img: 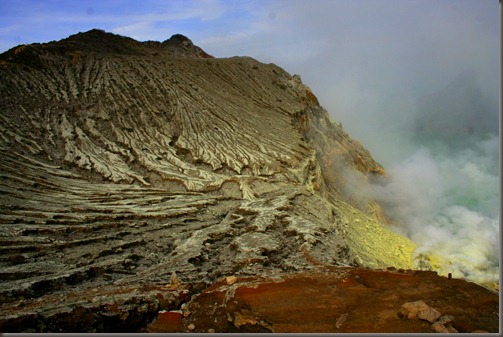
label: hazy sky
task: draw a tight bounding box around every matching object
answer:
[0,0,499,163]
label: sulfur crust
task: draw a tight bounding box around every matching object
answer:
[335,199,416,270]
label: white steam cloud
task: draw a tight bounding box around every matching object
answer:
[369,137,499,285]
[332,58,500,286]
[341,129,500,286]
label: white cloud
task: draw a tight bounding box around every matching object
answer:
[112,21,156,41]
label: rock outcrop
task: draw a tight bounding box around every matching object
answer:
[0,29,496,332]
[174,268,498,333]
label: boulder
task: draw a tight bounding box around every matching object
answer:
[400,300,441,323]
[438,315,455,325]
[400,300,430,319]
[418,306,441,323]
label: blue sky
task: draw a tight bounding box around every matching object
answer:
[0,0,499,162]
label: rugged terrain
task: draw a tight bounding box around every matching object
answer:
[0,29,498,332]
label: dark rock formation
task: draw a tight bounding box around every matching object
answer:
[0,29,497,332]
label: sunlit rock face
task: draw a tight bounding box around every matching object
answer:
[0,29,415,330]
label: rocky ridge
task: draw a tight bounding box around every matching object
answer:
[0,30,497,332]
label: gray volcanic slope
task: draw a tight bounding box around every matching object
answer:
[0,29,416,331]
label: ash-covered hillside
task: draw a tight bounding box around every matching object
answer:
[0,29,442,332]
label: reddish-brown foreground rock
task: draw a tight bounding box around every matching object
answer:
[0,266,498,333]
[172,267,498,333]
